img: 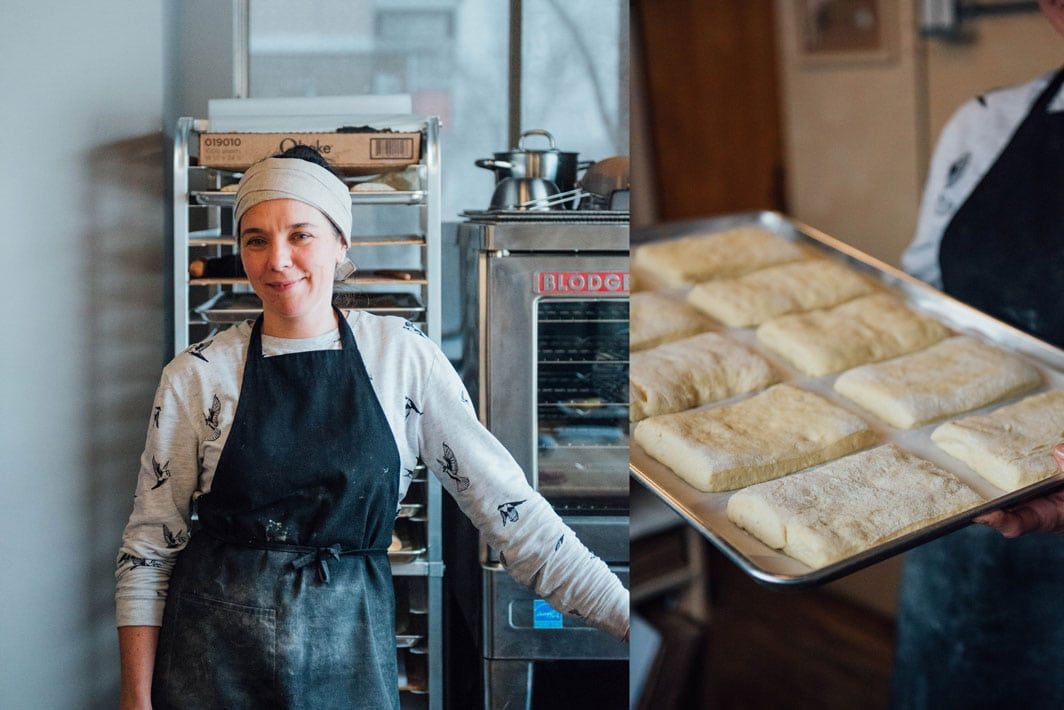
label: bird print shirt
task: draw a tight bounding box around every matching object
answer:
[115,311,629,640]
[902,69,1064,288]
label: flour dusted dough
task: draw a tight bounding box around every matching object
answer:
[631,227,806,288]
[633,384,875,492]
[630,292,716,352]
[931,390,1064,491]
[727,445,984,569]
[630,333,777,421]
[687,259,875,327]
[351,181,396,192]
[834,336,1042,428]
[756,294,950,376]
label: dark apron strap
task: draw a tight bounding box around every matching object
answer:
[199,527,387,584]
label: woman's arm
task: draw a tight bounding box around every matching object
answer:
[116,372,200,626]
[413,345,628,640]
[115,370,202,706]
[118,625,159,709]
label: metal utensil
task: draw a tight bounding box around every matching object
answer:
[518,187,588,210]
[489,176,560,211]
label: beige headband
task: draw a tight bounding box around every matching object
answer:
[234,157,352,245]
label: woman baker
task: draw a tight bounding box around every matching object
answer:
[892,2,1064,706]
[115,146,628,709]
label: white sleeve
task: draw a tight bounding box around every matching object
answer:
[416,347,629,641]
[114,372,201,627]
[901,104,975,289]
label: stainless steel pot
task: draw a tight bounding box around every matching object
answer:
[475,129,593,201]
[488,177,560,211]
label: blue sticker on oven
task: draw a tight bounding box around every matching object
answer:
[533,599,564,629]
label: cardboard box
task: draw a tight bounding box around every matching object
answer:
[197,131,421,172]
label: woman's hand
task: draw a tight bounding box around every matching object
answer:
[973,444,1064,537]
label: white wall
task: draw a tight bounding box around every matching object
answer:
[775,0,925,268]
[169,0,239,127]
[925,12,1063,142]
[0,3,166,707]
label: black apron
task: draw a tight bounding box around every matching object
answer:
[152,312,401,710]
[892,68,1064,709]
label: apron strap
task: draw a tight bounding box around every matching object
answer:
[201,528,387,584]
[291,545,343,584]
[247,306,354,363]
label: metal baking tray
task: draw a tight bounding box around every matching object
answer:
[186,233,425,247]
[193,190,426,207]
[397,503,424,519]
[388,545,427,564]
[339,269,427,285]
[388,521,426,564]
[461,208,629,223]
[195,292,426,323]
[629,211,1064,588]
[190,271,427,288]
[398,648,428,694]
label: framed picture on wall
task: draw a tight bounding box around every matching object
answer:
[798,0,898,65]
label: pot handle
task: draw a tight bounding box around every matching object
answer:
[475,159,512,171]
[577,160,595,171]
[517,129,557,150]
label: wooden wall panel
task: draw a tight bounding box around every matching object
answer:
[635,0,784,219]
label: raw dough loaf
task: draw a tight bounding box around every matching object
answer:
[631,292,716,351]
[727,444,984,569]
[687,259,874,327]
[351,181,396,192]
[631,227,806,288]
[633,384,875,491]
[756,294,950,376]
[630,332,777,421]
[834,336,1042,428]
[931,389,1064,491]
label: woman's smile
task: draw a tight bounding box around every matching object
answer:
[266,277,305,292]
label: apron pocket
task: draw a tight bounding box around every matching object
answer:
[162,592,277,707]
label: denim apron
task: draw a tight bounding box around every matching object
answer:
[892,68,1064,709]
[152,311,401,709]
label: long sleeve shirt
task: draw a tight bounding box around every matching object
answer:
[115,311,628,640]
[902,70,1064,286]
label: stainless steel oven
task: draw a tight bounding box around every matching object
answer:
[452,211,629,709]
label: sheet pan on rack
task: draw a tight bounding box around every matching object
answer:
[195,292,426,323]
[629,211,1064,588]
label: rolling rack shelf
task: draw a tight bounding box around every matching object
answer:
[172,116,444,708]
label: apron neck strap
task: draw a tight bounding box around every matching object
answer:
[248,306,355,362]
[1032,66,1064,116]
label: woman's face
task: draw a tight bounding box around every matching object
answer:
[239,199,346,332]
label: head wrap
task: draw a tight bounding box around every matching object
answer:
[234,157,352,245]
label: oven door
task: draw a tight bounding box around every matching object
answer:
[481,252,629,514]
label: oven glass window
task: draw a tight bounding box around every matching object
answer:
[536,298,628,512]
